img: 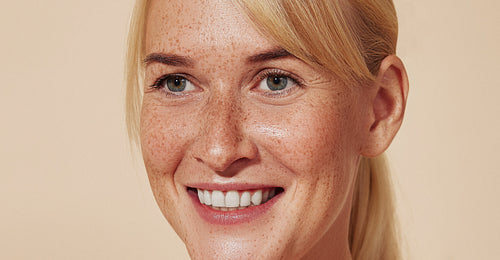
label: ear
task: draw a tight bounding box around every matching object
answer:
[360,55,409,157]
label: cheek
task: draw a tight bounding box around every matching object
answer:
[141,104,184,176]
[140,98,197,217]
[247,95,365,231]
[140,94,205,169]
[249,98,363,177]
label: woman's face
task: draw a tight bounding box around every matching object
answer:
[142,0,372,258]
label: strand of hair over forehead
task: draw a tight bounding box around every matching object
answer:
[231,0,374,85]
[127,0,398,143]
[231,0,398,86]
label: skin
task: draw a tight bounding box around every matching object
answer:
[140,0,408,259]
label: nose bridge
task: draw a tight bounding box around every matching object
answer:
[205,90,241,147]
[194,86,255,173]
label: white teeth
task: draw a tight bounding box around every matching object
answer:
[204,190,211,206]
[225,191,240,208]
[212,190,225,207]
[240,191,251,207]
[251,190,262,205]
[196,188,278,209]
[197,189,205,204]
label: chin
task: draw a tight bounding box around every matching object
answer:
[148,166,355,260]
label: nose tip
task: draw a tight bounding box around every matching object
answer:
[196,137,258,173]
[191,95,257,174]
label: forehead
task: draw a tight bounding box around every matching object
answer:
[146,0,275,56]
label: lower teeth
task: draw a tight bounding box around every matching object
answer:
[209,205,250,211]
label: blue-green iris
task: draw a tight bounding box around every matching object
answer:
[266,76,288,91]
[166,76,187,92]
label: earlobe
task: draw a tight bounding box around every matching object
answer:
[361,55,409,157]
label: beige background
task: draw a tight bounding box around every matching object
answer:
[1,0,498,259]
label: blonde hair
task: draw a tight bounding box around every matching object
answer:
[125,0,147,146]
[125,0,401,259]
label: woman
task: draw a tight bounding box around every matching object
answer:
[126,0,409,259]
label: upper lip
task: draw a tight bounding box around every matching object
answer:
[186,183,282,191]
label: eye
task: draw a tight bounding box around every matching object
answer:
[255,70,302,96]
[263,75,289,91]
[151,75,196,94]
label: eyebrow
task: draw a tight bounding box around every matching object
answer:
[246,48,292,63]
[144,53,195,67]
[144,47,292,67]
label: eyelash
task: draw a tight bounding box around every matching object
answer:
[256,69,303,97]
[150,74,168,88]
[148,69,304,97]
[149,73,192,96]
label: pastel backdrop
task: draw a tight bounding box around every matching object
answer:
[1,0,498,259]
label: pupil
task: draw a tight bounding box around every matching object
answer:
[167,76,186,92]
[273,77,281,85]
[267,75,287,91]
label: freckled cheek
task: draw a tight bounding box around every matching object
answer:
[140,102,196,177]
[140,101,198,226]
[249,109,353,173]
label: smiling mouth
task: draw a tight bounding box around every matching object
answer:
[187,187,284,211]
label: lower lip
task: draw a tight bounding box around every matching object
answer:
[188,190,281,225]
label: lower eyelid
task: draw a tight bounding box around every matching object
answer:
[254,80,298,99]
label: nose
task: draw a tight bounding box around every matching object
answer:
[191,92,258,174]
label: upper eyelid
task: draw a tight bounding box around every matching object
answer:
[149,68,304,89]
[256,68,304,86]
[150,73,198,88]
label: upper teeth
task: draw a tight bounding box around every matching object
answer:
[197,188,276,209]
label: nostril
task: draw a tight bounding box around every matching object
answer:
[191,124,258,173]
[194,141,258,173]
